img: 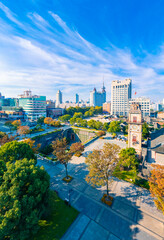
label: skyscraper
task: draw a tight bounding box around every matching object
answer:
[111,78,132,116]
[90,83,106,107]
[56,90,62,107]
[75,93,79,103]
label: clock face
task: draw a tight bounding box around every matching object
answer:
[130,125,140,131]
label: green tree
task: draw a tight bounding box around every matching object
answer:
[142,122,149,139]
[5,121,13,132]
[87,119,96,129]
[81,119,87,127]
[0,158,50,240]
[52,138,72,179]
[70,117,76,125]
[103,122,109,131]
[94,106,102,114]
[59,114,71,122]
[0,141,36,163]
[118,148,138,170]
[37,116,45,125]
[73,112,83,118]
[94,121,103,130]
[108,121,121,133]
[85,143,120,197]
[0,160,6,185]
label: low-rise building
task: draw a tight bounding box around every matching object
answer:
[157,111,164,119]
[103,102,111,113]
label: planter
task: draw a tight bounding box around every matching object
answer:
[101,194,113,206]
[62,175,73,183]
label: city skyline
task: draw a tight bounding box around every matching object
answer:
[0,0,164,101]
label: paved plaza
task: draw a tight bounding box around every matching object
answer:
[37,136,164,240]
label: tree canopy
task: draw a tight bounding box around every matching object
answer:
[108,121,121,133]
[85,143,120,196]
[149,164,164,213]
[0,158,50,240]
[52,138,72,178]
[142,122,149,139]
[0,141,36,163]
[118,148,138,170]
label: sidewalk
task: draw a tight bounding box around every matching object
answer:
[37,157,164,240]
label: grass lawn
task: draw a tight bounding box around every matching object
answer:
[113,167,149,190]
[33,191,79,240]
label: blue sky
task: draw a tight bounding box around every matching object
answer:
[0,0,164,102]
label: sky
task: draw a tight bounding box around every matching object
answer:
[0,0,164,102]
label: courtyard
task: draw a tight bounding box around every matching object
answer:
[37,136,164,240]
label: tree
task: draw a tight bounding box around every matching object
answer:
[0,160,6,185]
[149,164,164,213]
[23,138,41,154]
[0,158,50,240]
[94,121,103,130]
[94,106,102,114]
[70,117,76,125]
[0,141,36,163]
[97,130,106,137]
[81,119,87,127]
[70,142,84,156]
[59,114,71,122]
[0,133,15,146]
[87,119,96,129]
[103,122,109,131]
[12,119,21,129]
[44,117,53,125]
[122,125,128,134]
[118,148,138,170]
[18,125,30,137]
[85,143,120,197]
[37,116,45,125]
[108,121,121,133]
[142,122,149,139]
[73,112,83,118]
[4,121,13,132]
[50,120,61,127]
[52,138,72,179]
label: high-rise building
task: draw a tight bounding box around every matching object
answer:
[18,90,46,121]
[90,83,106,107]
[128,98,150,117]
[111,78,132,116]
[75,94,79,103]
[56,90,62,107]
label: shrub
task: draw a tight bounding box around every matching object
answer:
[97,131,106,137]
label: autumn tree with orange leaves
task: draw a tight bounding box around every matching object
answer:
[149,164,164,213]
[18,126,30,137]
[23,138,41,154]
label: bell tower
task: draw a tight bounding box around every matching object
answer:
[128,103,142,158]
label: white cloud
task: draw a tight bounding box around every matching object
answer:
[0,4,163,102]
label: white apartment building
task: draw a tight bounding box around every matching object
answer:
[128,97,150,117]
[111,79,132,116]
[56,90,62,107]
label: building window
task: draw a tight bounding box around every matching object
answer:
[132,135,137,142]
[133,116,137,123]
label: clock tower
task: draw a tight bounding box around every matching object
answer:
[128,103,142,158]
